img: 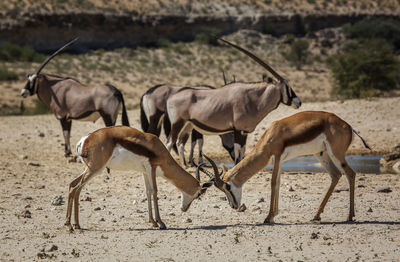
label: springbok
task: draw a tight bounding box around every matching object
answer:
[166,38,301,165]
[21,38,130,156]
[140,84,235,167]
[210,111,371,223]
[65,125,218,231]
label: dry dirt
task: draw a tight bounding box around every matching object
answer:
[0,96,399,261]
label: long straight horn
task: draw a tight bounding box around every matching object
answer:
[36,37,79,75]
[218,38,284,82]
[221,69,227,85]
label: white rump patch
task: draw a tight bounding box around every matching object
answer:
[106,145,149,173]
[76,135,88,156]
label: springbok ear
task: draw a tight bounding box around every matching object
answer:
[221,164,229,172]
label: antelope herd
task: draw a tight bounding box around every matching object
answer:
[20,37,370,231]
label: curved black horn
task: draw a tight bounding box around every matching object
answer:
[195,162,210,180]
[201,153,224,186]
[218,38,284,81]
[36,37,79,75]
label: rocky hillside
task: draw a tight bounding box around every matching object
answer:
[1,0,400,51]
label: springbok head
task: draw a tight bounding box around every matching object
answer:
[21,37,79,98]
[197,154,240,210]
[218,38,302,109]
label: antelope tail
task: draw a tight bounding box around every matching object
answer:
[140,95,149,132]
[107,84,130,126]
[352,129,371,150]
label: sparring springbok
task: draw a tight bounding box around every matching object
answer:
[140,84,235,167]
[21,38,130,156]
[65,125,218,231]
[166,38,301,165]
[211,111,371,223]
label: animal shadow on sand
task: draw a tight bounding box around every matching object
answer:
[73,220,399,233]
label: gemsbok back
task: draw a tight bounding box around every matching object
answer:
[65,126,218,231]
[21,38,130,156]
[211,111,371,223]
[140,84,235,167]
[165,38,301,165]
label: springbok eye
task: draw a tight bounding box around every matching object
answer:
[224,184,231,191]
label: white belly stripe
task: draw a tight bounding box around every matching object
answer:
[281,133,327,162]
[106,145,149,173]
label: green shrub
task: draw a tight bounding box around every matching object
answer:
[328,39,400,98]
[0,66,18,80]
[282,39,311,69]
[343,18,400,50]
[156,38,172,48]
[31,99,50,115]
[0,42,45,62]
[195,27,221,46]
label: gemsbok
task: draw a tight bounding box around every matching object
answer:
[21,38,130,156]
[140,84,235,167]
[210,111,371,223]
[65,126,218,231]
[165,38,301,165]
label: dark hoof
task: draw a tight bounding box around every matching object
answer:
[312,216,321,222]
[263,216,274,224]
[159,222,167,230]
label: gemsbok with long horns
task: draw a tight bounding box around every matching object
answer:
[66,126,218,231]
[21,38,130,156]
[165,38,301,165]
[210,111,371,223]
[140,84,235,167]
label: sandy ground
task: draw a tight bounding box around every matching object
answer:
[0,97,399,261]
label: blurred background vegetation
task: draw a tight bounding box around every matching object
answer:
[1,14,399,115]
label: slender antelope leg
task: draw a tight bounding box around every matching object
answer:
[148,111,163,136]
[326,147,356,221]
[189,130,202,166]
[177,124,193,168]
[197,135,204,165]
[342,161,356,221]
[313,152,341,221]
[143,173,158,227]
[73,187,84,229]
[65,168,87,231]
[188,136,196,167]
[60,118,72,156]
[233,131,247,164]
[100,111,113,127]
[264,155,281,223]
[166,120,184,152]
[72,168,97,229]
[150,167,166,229]
[177,132,190,168]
